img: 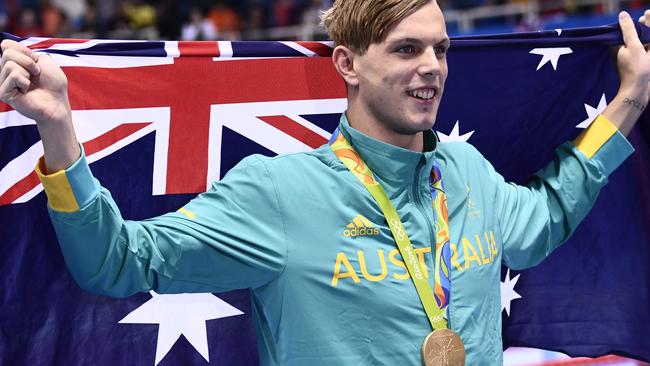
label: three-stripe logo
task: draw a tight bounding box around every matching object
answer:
[343,215,380,237]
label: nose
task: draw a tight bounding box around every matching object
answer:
[417,47,442,78]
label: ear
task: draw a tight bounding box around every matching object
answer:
[332,45,359,87]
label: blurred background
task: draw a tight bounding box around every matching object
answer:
[1,0,649,365]
[0,0,648,41]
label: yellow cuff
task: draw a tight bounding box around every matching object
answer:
[573,115,618,159]
[35,157,80,212]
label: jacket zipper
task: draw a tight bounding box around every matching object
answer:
[410,159,436,277]
[411,158,451,327]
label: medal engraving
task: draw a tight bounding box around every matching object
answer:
[422,329,466,366]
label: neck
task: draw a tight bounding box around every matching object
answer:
[346,106,424,152]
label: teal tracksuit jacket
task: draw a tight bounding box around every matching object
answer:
[37,113,634,365]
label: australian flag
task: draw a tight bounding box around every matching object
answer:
[1,18,649,366]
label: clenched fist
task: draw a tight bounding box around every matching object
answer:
[0,39,79,172]
[0,39,70,124]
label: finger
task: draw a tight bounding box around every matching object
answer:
[642,10,650,25]
[11,73,30,94]
[0,65,31,97]
[0,60,31,85]
[0,69,30,101]
[644,10,650,49]
[0,62,30,97]
[1,48,40,76]
[619,11,644,49]
[0,39,39,63]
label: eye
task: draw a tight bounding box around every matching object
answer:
[397,45,417,54]
[434,45,448,56]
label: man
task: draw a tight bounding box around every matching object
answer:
[1,1,648,365]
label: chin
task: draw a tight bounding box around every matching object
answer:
[409,116,437,132]
[408,109,439,130]
[392,119,436,135]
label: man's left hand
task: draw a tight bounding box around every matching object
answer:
[617,11,650,102]
[601,11,650,136]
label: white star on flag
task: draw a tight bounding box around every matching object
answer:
[576,93,608,128]
[437,121,474,142]
[119,291,244,365]
[529,47,573,70]
[501,269,522,317]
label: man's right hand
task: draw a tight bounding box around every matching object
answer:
[0,39,80,173]
[0,39,70,123]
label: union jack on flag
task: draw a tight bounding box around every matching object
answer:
[1,21,650,365]
[0,36,343,206]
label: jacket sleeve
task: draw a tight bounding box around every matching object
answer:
[36,151,288,297]
[482,115,635,270]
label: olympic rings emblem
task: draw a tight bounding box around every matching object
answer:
[390,218,405,241]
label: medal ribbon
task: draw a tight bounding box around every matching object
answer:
[329,129,451,331]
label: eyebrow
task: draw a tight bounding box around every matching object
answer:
[387,37,450,48]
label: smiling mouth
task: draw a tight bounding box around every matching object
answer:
[407,88,436,100]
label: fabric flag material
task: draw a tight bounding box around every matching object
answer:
[1,21,650,365]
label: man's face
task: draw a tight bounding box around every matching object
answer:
[353,1,449,135]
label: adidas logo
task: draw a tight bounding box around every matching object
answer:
[344,215,380,237]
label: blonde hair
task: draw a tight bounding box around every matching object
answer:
[320,0,433,54]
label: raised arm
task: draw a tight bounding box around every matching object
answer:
[602,11,650,136]
[484,11,650,269]
[0,39,80,172]
[0,39,288,297]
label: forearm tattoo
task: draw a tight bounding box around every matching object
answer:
[623,97,646,112]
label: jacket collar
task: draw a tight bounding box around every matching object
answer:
[338,113,438,185]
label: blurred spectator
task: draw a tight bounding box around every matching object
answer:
[121,0,158,39]
[73,3,97,38]
[94,0,118,38]
[52,0,86,29]
[301,0,330,40]
[122,0,155,28]
[13,8,42,37]
[13,0,40,13]
[2,0,646,41]
[241,1,268,40]
[628,0,647,9]
[181,7,217,40]
[156,0,183,40]
[273,0,300,27]
[539,0,569,17]
[0,1,7,33]
[41,1,65,37]
[516,12,542,32]
[208,1,240,40]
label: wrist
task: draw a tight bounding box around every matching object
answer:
[612,89,647,115]
[601,93,645,136]
[35,103,81,173]
[37,97,72,126]
[616,83,648,104]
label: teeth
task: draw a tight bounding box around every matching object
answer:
[409,89,435,100]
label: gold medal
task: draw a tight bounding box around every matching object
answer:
[421,329,466,366]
